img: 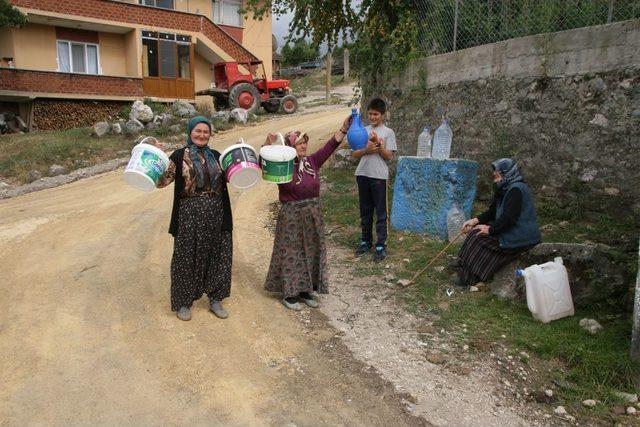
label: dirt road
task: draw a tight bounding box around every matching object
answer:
[0,109,425,426]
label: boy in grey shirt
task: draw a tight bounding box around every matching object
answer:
[352,98,397,262]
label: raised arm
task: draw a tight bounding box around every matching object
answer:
[310,115,353,168]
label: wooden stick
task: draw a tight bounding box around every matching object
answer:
[406,231,464,286]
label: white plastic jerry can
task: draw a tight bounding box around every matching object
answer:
[516,257,575,323]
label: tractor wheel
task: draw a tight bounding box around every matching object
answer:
[262,101,280,114]
[229,83,260,113]
[280,95,298,114]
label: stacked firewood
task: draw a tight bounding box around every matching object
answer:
[33,100,127,131]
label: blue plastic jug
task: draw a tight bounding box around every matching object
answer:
[346,108,368,151]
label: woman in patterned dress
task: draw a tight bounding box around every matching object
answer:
[264,115,352,310]
[157,116,233,321]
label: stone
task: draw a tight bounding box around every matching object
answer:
[545,389,554,397]
[391,157,478,239]
[48,165,66,176]
[618,79,633,90]
[211,111,231,122]
[92,121,110,137]
[169,124,183,134]
[384,273,396,282]
[628,406,637,415]
[495,100,508,111]
[145,122,158,130]
[26,170,42,183]
[159,113,175,127]
[614,391,638,403]
[129,100,154,123]
[171,100,196,117]
[230,108,248,124]
[491,242,628,308]
[425,353,446,364]
[582,399,597,407]
[590,77,606,92]
[469,285,479,292]
[579,168,597,183]
[589,113,609,127]
[604,187,620,196]
[553,406,567,416]
[124,119,144,135]
[579,318,603,334]
[110,123,122,135]
[397,279,412,287]
[0,181,9,188]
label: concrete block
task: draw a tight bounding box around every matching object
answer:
[391,157,478,239]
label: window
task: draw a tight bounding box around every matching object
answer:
[56,41,100,74]
[142,31,191,79]
[139,0,174,9]
[213,0,242,27]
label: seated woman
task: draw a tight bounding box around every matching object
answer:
[454,158,541,287]
[264,115,352,310]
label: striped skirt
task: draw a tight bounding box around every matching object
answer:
[457,229,529,286]
[264,198,328,298]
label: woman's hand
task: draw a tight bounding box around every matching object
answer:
[263,133,278,146]
[474,224,491,235]
[339,115,353,134]
[462,218,479,233]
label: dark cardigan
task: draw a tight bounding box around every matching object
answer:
[168,147,233,237]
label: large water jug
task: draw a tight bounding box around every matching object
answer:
[416,126,432,157]
[432,118,453,160]
[346,108,368,151]
[516,257,574,323]
[446,204,465,241]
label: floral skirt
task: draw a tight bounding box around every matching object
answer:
[264,198,327,298]
[170,194,232,311]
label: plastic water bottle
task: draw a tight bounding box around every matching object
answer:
[416,126,432,157]
[432,118,453,160]
[446,204,465,242]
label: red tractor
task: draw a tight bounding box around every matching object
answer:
[196,61,298,114]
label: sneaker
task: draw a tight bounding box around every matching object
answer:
[209,300,229,319]
[299,292,319,308]
[176,306,192,321]
[282,297,302,311]
[355,241,372,257]
[373,245,387,263]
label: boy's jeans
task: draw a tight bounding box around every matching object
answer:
[356,176,387,247]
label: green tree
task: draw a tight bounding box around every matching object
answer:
[281,39,319,66]
[0,0,28,28]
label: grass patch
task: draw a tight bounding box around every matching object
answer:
[290,71,350,93]
[320,165,639,421]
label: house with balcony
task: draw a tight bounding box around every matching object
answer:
[0,0,272,130]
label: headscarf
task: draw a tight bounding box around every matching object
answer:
[491,158,524,191]
[285,130,315,185]
[187,116,221,189]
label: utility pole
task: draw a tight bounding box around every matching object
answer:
[326,48,332,104]
[343,48,350,81]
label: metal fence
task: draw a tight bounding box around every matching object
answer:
[412,0,640,55]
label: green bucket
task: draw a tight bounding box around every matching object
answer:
[259,137,297,184]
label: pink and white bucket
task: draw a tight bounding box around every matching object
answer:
[219,139,261,189]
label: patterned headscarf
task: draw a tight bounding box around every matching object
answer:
[492,158,524,191]
[285,130,315,185]
[187,116,222,189]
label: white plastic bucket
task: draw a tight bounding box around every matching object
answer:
[123,137,170,192]
[259,133,297,184]
[220,139,261,189]
[519,257,575,323]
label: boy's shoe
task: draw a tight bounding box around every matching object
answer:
[176,306,192,321]
[282,297,302,311]
[373,245,387,263]
[209,300,229,319]
[299,292,319,308]
[355,241,372,257]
